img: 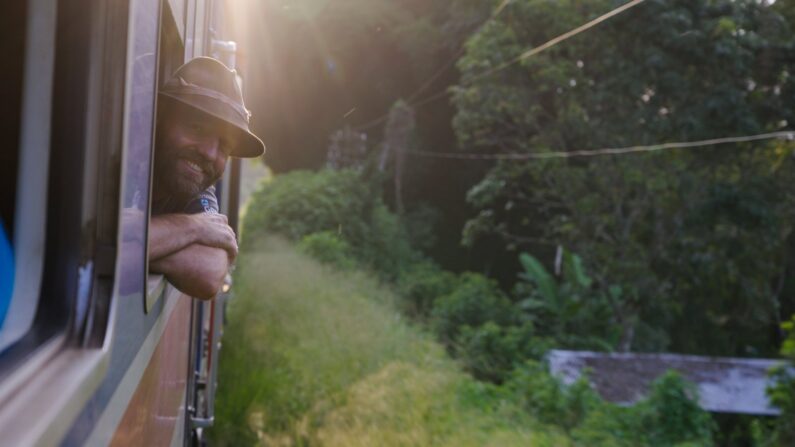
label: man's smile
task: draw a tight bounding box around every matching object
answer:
[183,159,204,175]
[179,157,207,184]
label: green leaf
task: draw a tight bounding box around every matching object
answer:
[564,251,593,289]
[519,253,557,301]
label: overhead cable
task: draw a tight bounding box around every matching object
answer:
[408,131,795,160]
[353,0,513,131]
[405,0,513,104]
[405,0,649,110]
[465,0,647,85]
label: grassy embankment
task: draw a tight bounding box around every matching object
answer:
[209,237,571,446]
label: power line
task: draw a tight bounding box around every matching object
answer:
[352,0,513,132]
[465,0,647,85]
[408,131,795,160]
[359,0,650,128]
[405,0,513,105]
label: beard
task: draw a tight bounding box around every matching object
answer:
[153,144,220,204]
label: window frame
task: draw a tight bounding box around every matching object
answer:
[0,0,167,444]
[0,0,57,354]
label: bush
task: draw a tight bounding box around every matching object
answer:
[638,371,715,446]
[357,203,419,279]
[402,204,442,252]
[396,260,458,320]
[507,363,714,446]
[455,322,550,384]
[573,371,714,447]
[507,360,601,432]
[242,169,420,279]
[242,169,371,244]
[514,251,619,351]
[297,231,356,270]
[763,314,795,446]
[430,272,515,346]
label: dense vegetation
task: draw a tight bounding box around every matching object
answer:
[229,0,795,444]
[210,238,569,446]
[211,233,717,446]
[454,0,795,356]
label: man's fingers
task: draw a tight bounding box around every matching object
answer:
[196,222,238,252]
[206,213,227,225]
[193,212,228,226]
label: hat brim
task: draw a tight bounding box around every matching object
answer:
[159,92,266,158]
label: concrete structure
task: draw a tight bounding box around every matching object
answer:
[547,350,790,415]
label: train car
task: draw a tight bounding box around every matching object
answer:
[0,0,246,444]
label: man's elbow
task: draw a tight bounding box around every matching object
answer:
[153,245,230,300]
[191,275,224,300]
[185,261,228,300]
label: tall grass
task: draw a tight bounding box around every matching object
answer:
[209,237,570,446]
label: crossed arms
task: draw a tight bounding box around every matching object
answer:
[149,213,238,300]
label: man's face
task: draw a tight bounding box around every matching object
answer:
[154,103,238,202]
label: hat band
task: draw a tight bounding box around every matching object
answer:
[162,77,252,124]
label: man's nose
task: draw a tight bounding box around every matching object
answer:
[196,136,221,160]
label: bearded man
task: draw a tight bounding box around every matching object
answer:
[148,57,264,300]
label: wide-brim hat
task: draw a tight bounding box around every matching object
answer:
[159,57,265,158]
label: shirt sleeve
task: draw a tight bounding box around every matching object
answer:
[183,186,219,214]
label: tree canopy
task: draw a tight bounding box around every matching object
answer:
[454,0,795,354]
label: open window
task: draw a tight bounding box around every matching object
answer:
[144,0,187,312]
[0,0,61,356]
[0,1,26,345]
[0,0,128,377]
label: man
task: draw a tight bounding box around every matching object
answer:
[149,57,265,300]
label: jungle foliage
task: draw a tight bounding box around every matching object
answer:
[239,169,719,445]
[455,0,795,356]
[214,232,717,446]
[233,0,795,444]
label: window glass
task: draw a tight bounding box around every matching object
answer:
[0,1,26,331]
[0,0,57,353]
[116,0,160,299]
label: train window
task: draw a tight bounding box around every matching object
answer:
[160,0,186,85]
[0,2,26,337]
[0,0,60,354]
[116,0,162,313]
[0,0,125,357]
[145,0,185,311]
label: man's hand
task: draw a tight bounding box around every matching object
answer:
[190,213,238,261]
[149,212,237,300]
[149,213,238,262]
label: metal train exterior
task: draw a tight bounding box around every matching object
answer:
[0,0,245,444]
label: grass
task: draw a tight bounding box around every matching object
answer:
[209,237,570,446]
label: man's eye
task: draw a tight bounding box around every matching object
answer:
[220,139,233,154]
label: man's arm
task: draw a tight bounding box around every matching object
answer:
[149,207,238,299]
[150,244,231,300]
[149,213,237,262]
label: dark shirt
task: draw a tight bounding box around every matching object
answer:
[151,186,219,215]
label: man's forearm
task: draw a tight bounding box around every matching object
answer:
[150,243,230,300]
[149,214,198,261]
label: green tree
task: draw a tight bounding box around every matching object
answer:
[455,0,795,354]
[514,250,619,350]
[243,169,420,278]
[430,272,515,346]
